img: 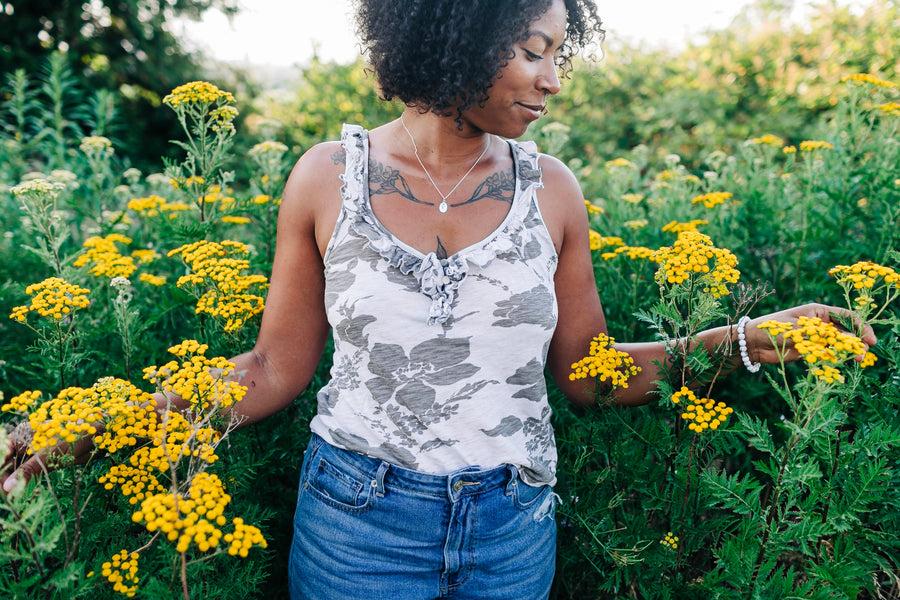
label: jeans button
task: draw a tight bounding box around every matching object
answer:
[453,480,463,493]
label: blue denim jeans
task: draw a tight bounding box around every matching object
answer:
[288,434,557,600]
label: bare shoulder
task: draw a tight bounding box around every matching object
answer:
[535,152,587,251]
[281,140,346,254]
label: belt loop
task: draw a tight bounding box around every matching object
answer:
[505,464,519,495]
[374,461,389,497]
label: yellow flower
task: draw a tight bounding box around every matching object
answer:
[621,193,644,204]
[601,245,655,261]
[841,73,897,88]
[221,215,251,225]
[163,81,235,107]
[1,390,41,413]
[624,219,648,230]
[748,134,784,147]
[74,234,137,279]
[605,157,635,169]
[143,340,247,411]
[138,273,167,286]
[101,549,140,597]
[662,219,708,234]
[691,191,733,209]
[677,391,733,433]
[652,231,740,298]
[758,316,873,379]
[569,333,641,389]
[80,135,114,156]
[584,200,604,215]
[799,140,834,152]
[10,277,91,322]
[661,532,679,550]
[874,101,900,116]
[168,241,268,332]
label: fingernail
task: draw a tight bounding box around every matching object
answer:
[3,476,16,493]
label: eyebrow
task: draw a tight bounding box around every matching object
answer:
[523,30,563,51]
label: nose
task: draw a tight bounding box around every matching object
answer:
[538,61,561,96]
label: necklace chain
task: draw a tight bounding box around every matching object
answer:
[400,115,490,213]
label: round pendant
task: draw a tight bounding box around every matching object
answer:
[438,201,449,213]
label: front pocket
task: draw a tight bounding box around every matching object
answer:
[304,457,374,513]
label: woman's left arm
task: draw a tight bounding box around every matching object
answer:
[541,156,877,409]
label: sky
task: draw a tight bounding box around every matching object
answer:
[176,0,767,67]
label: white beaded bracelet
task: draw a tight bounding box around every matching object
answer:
[737,316,761,373]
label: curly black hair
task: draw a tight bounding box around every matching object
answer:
[352,0,604,119]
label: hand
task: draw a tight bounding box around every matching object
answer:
[1,421,95,494]
[745,302,877,365]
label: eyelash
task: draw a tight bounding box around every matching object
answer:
[523,49,542,61]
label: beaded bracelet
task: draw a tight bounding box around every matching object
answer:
[737,316,761,373]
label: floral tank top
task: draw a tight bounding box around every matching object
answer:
[309,124,560,485]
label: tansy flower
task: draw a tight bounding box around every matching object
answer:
[569,333,641,389]
[139,273,167,286]
[624,219,648,230]
[605,157,635,169]
[748,134,784,146]
[841,73,897,88]
[675,388,733,433]
[585,200,604,215]
[80,135,114,156]
[652,231,740,298]
[163,81,235,107]
[74,234,136,279]
[101,549,140,597]
[691,191,733,209]
[757,316,876,381]
[799,140,834,152]
[874,102,900,116]
[249,140,289,157]
[601,245,655,261]
[621,193,644,204]
[221,215,251,225]
[9,277,90,322]
[662,219,708,234]
[661,532,679,550]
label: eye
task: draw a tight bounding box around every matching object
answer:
[522,48,543,61]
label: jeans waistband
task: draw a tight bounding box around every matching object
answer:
[307,433,521,501]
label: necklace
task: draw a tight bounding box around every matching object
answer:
[400,115,490,213]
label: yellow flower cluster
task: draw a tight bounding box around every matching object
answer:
[221,215,251,225]
[101,550,140,597]
[143,340,247,412]
[660,531,679,550]
[605,157,635,169]
[652,231,740,298]
[127,195,189,217]
[662,219,708,234]
[841,73,897,88]
[200,185,236,207]
[875,101,900,116]
[589,233,623,251]
[585,200,604,215]
[130,249,158,264]
[225,517,268,557]
[748,134,785,146]
[691,191,733,208]
[74,234,137,279]
[600,245,655,261]
[163,81,235,108]
[624,219,648,230]
[132,472,231,553]
[168,241,268,332]
[26,377,158,454]
[139,273,167,286]
[569,334,641,389]
[9,277,90,322]
[757,316,877,380]
[829,261,900,290]
[799,140,834,152]
[672,387,733,433]
[621,193,644,204]
[1,390,41,413]
[99,463,166,504]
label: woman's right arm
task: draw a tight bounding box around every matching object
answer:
[3,144,339,491]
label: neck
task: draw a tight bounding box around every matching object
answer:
[398,109,490,174]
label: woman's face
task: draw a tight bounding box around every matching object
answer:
[464,0,567,139]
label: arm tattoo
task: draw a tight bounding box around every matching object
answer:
[330,149,346,166]
[368,159,433,206]
[451,171,515,208]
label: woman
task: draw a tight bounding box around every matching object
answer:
[2,0,875,598]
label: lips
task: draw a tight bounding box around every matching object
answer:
[517,102,545,118]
